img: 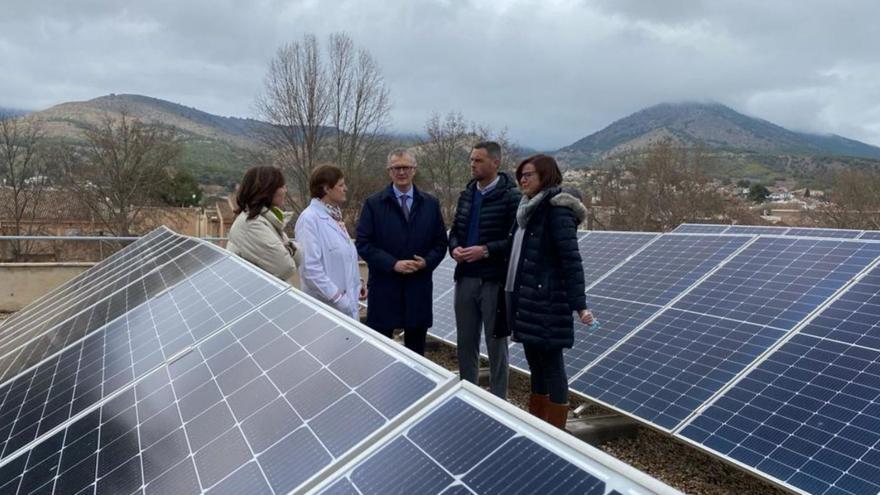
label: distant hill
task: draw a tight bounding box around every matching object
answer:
[0,107,32,118]
[29,94,272,183]
[556,102,880,184]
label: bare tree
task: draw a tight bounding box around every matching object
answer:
[590,140,760,231]
[256,32,391,219]
[416,112,526,224]
[60,112,182,236]
[0,114,47,259]
[810,169,880,229]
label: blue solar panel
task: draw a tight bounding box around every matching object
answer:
[0,290,447,494]
[572,309,786,430]
[529,295,660,379]
[786,227,863,239]
[860,231,880,240]
[579,232,658,284]
[673,237,880,330]
[672,224,730,234]
[587,234,750,306]
[681,333,880,495]
[800,267,880,350]
[0,256,284,463]
[318,393,639,495]
[724,225,788,235]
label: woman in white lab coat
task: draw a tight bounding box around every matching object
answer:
[295,165,366,319]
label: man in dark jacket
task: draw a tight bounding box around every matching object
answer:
[449,141,521,398]
[356,148,448,355]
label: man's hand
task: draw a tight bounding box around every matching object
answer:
[451,246,466,263]
[394,260,419,274]
[577,309,595,325]
[412,255,427,271]
[458,246,487,263]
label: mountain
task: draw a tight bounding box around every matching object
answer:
[30,94,271,183]
[0,107,32,118]
[556,102,880,182]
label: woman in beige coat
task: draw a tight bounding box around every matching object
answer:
[227,166,299,280]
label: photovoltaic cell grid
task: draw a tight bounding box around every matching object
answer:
[0,242,226,385]
[859,231,880,240]
[0,254,285,464]
[681,265,880,495]
[671,224,729,234]
[573,237,880,431]
[0,236,198,361]
[0,232,187,342]
[673,237,880,330]
[0,228,172,333]
[316,391,656,495]
[0,291,446,495]
[579,232,658,285]
[587,234,751,306]
[681,334,880,495]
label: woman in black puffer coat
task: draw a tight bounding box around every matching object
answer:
[504,154,595,429]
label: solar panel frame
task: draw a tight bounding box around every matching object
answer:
[858,231,880,240]
[306,381,681,495]
[671,224,730,234]
[785,227,864,239]
[724,225,790,235]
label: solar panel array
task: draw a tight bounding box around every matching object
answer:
[431,225,880,494]
[0,227,678,495]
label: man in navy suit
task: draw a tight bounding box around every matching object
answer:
[356,148,448,355]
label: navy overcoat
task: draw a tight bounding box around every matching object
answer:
[356,184,448,330]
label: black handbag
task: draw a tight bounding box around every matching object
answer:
[493,286,511,338]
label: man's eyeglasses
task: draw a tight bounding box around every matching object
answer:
[388,166,415,173]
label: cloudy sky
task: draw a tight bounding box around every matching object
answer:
[1,0,878,149]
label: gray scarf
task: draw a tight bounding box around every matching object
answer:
[516,190,549,228]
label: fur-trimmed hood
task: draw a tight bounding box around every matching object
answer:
[550,189,588,224]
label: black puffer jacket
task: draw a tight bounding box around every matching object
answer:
[508,187,588,349]
[448,172,521,281]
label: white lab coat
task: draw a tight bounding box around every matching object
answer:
[295,198,361,319]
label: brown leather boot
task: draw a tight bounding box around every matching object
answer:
[528,393,549,419]
[545,401,569,430]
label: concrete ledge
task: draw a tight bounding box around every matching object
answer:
[0,263,95,312]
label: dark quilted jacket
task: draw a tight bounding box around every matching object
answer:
[448,172,521,281]
[508,187,588,349]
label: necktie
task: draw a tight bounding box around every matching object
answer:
[400,194,410,221]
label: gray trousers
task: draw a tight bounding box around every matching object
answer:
[454,277,509,399]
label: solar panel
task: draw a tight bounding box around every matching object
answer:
[785,227,863,239]
[431,255,456,303]
[311,383,680,495]
[680,333,880,495]
[0,255,286,463]
[673,237,880,330]
[859,231,880,240]
[579,232,658,284]
[0,290,451,494]
[0,227,173,332]
[587,234,751,306]
[0,243,228,384]
[671,224,729,234]
[0,232,188,339]
[724,225,789,235]
[571,309,787,430]
[799,266,880,349]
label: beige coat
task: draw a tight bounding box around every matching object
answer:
[227,208,299,281]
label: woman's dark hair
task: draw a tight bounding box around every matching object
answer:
[515,154,563,191]
[234,166,285,219]
[309,165,344,199]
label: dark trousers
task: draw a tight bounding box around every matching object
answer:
[523,344,568,403]
[374,327,429,356]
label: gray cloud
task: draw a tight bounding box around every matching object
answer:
[1,0,878,149]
